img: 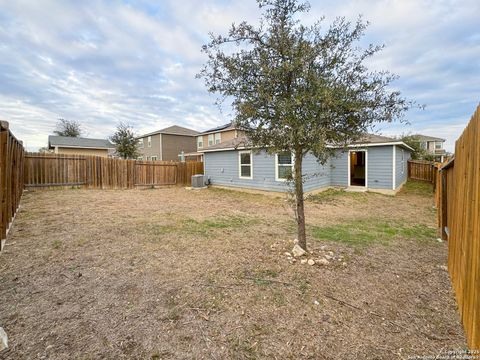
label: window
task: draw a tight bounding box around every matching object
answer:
[208,134,214,146]
[197,136,203,148]
[420,142,427,150]
[139,139,144,149]
[146,156,150,160]
[239,151,252,179]
[214,133,221,144]
[275,152,293,181]
[147,136,152,148]
[435,142,442,149]
[137,156,143,161]
[401,149,405,174]
[151,156,157,161]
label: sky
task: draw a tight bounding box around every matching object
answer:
[0,0,479,152]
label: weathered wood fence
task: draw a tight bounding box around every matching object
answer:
[436,105,480,350]
[407,160,437,182]
[0,121,25,251]
[24,153,203,189]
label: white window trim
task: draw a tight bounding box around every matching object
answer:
[275,152,294,182]
[197,136,203,149]
[147,136,152,148]
[348,149,368,188]
[151,155,158,161]
[238,150,253,180]
[214,132,221,144]
[208,134,214,146]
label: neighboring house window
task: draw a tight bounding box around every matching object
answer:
[420,142,427,150]
[147,136,152,148]
[435,142,442,149]
[197,136,203,148]
[214,133,221,144]
[401,149,405,174]
[208,134,214,146]
[139,139,144,149]
[151,156,157,161]
[275,152,293,181]
[239,150,253,179]
[146,156,150,160]
[137,156,143,160]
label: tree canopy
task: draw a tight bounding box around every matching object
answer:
[199,0,413,250]
[110,123,140,159]
[53,118,82,137]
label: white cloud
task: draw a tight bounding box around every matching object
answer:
[0,0,478,152]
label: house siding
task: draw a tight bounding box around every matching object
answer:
[330,150,349,187]
[161,134,197,161]
[204,150,330,192]
[367,146,393,189]
[395,145,411,189]
[204,144,409,193]
[138,134,161,159]
[198,129,242,151]
[56,147,110,157]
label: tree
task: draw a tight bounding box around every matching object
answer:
[53,118,82,137]
[400,134,435,161]
[38,147,51,153]
[199,0,412,250]
[110,123,140,159]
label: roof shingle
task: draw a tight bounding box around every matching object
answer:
[48,136,114,149]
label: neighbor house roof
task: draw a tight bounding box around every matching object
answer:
[199,133,414,153]
[139,125,199,138]
[411,134,445,142]
[48,136,114,149]
[200,122,235,135]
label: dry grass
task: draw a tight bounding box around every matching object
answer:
[0,181,465,359]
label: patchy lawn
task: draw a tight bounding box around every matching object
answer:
[0,182,465,359]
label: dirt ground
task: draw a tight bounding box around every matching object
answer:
[0,182,466,359]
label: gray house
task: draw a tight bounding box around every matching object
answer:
[200,134,413,195]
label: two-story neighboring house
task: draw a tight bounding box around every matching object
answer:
[137,125,199,161]
[196,122,244,151]
[412,134,447,161]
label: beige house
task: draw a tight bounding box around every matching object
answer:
[48,136,115,157]
[196,122,244,152]
[412,134,447,161]
[137,125,199,161]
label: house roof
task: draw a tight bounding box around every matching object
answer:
[199,133,414,153]
[48,136,114,149]
[139,125,199,138]
[200,122,235,134]
[411,134,446,142]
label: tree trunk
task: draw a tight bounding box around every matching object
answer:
[294,149,307,250]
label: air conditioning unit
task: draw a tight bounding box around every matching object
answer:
[191,174,206,189]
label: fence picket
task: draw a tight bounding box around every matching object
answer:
[23,154,203,189]
[437,105,480,349]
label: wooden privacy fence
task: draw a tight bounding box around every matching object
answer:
[0,121,25,252]
[24,153,203,189]
[437,105,480,350]
[407,160,437,182]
